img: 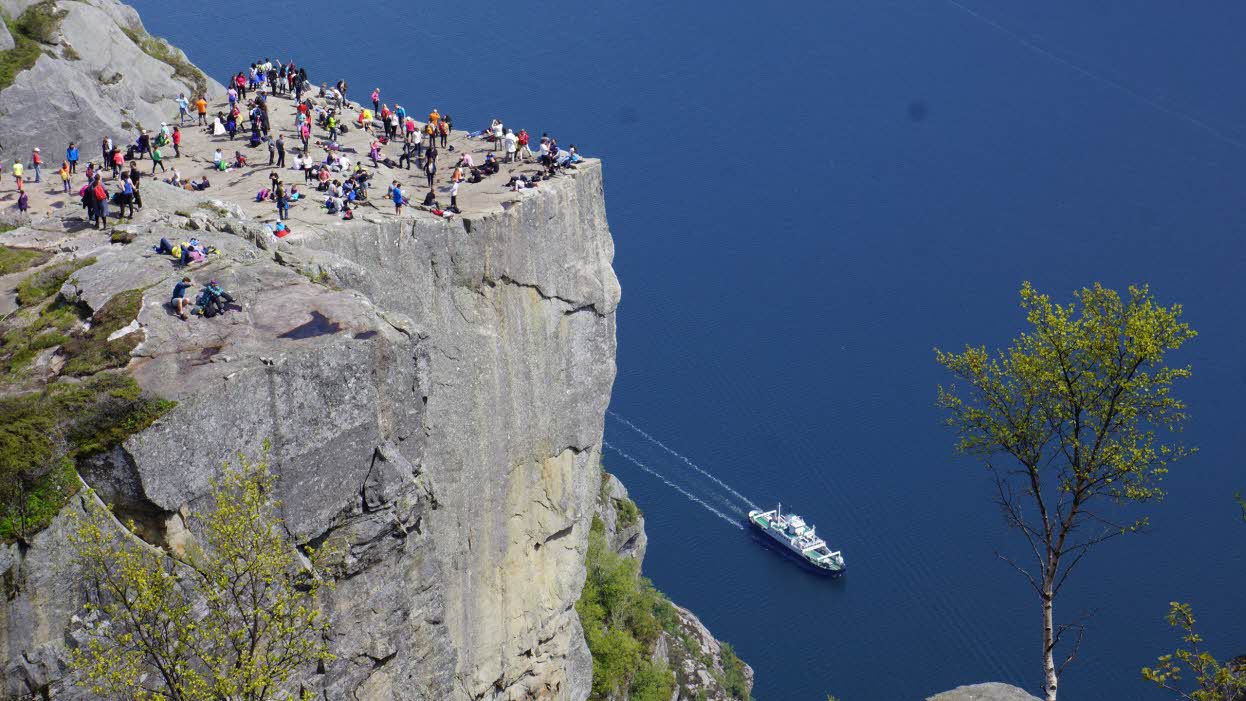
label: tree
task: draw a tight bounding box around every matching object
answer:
[935,282,1196,701]
[1142,499,1246,701]
[69,452,334,700]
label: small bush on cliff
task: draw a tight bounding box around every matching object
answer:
[577,516,676,701]
[0,374,172,542]
[69,453,334,699]
[13,1,67,45]
[616,495,641,529]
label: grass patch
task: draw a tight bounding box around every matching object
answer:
[0,373,174,542]
[0,245,51,276]
[0,21,42,91]
[121,26,207,98]
[1,296,88,373]
[15,256,95,307]
[577,516,677,701]
[0,224,17,234]
[61,289,144,376]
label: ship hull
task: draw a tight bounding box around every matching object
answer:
[748,517,846,577]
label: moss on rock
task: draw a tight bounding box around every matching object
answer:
[0,373,174,542]
[15,256,95,307]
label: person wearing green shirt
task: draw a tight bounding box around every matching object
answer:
[151,146,166,174]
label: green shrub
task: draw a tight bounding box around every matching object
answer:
[0,374,173,541]
[719,642,751,700]
[577,516,676,700]
[15,256,95,307]
[0,245,50,276]
[13,1,67,45]
[617,495,641,528]
[0,22,42,91]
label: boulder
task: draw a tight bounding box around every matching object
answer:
[927,683,1043,701]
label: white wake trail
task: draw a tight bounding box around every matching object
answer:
[942,0,1246,153]
[606,411,760,510]
[602,441,744,531]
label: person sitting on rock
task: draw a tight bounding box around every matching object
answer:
[171,276,194,320]
[197,280,236,318]
[233,151,248,169]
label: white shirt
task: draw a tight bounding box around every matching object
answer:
[504,133,518,152]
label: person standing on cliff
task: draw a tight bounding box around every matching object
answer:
[423,155,436,189]
[390,180,404,215]
[275,134,286,168]
[371,88,380,114]
[11,160,24,192]
[67,142,79,174]
[176,93,191,125]
[172,126,182,158]
[59,161,71,193]
[195,95,208,125]
[30,148,42,183]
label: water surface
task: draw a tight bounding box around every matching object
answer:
[131,2,1246,698]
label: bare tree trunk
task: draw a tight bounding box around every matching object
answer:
[1043,582,1058,701]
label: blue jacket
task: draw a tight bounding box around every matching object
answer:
[67,147,79,161]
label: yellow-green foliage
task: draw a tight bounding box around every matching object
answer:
[577,516,677,701]
[0,245,50,276]
[1142,601,1246,701]
[13,1,66,45]
[69,453,334,699]
[15,256,95,307]
[121,26,207,98]
[0,374,172,542]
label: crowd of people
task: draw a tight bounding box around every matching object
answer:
[4,56,588,322]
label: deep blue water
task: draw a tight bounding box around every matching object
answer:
[132,2,1246,699]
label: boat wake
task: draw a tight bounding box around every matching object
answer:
[942,0,1246,153]
[606,411,759,510]
[601,441,745,531]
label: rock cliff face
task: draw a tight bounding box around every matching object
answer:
[0,158,616,699]
[926,683,1042,701]
[0,1,632,698]
[0,0,220,164]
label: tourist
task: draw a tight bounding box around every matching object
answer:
[517,129,531,161]
[151,145,166,173]
[438,119,449,148]
[59,161,71,193]
[371,88,380,114]
[119,175,136,219]
[30,148,42,183]
[16,190,28,216]
[490,119,504,150]
[213,148,224,170]
[172,277,194,320]
[90,176,108,228]
[67,142,79,174]
[275,134,286,168]
[172,126,182,158]
[128,161,143,209]
[504,129,518,163]
[11,159,24,192]
[276,181,289,220]
[195,94,208,125]
[138,130,152,160]
[448,179,460,213]
[423,155,436,189]
[391,180,404,215]
[112,148,124,179]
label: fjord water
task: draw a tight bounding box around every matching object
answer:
[132,1,1246,698]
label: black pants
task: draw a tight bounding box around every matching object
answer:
[69,160,78,173]
[399,153,414,169]
[450,194,458,209]
[426,172,434,188]
[277,150,285,167]
[173,143,180,157]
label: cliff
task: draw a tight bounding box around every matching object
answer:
[0,2,761,700]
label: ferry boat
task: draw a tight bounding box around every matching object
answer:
[748,505,845,575]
